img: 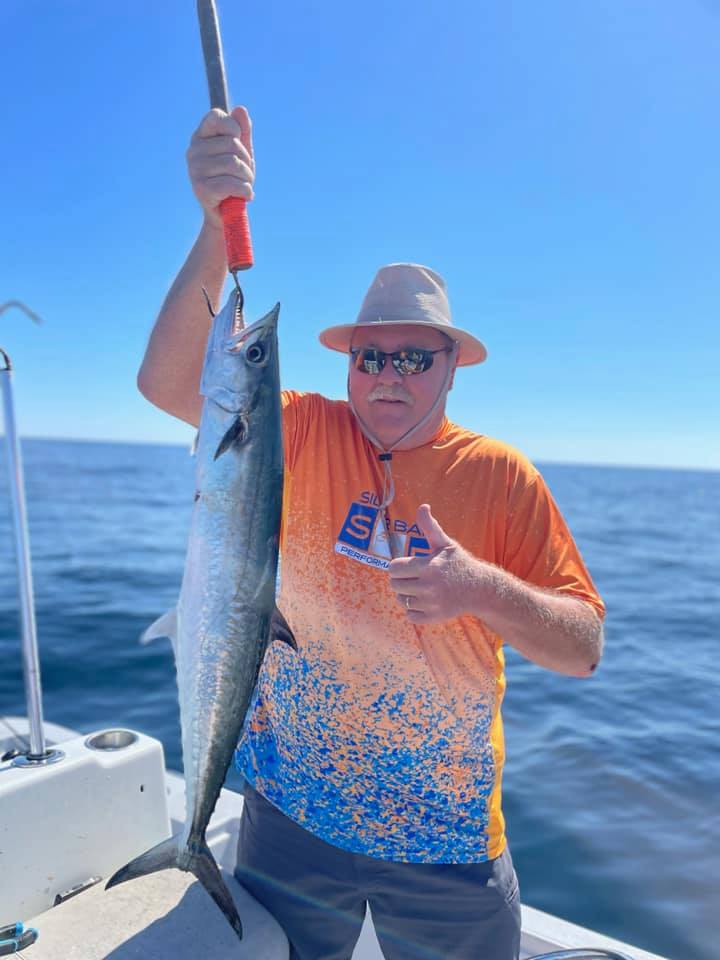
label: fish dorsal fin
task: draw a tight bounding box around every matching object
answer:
[140,608,178,654]
[214,415,248,460]
[271,606,298,650]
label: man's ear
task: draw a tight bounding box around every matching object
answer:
[448,366,456,391]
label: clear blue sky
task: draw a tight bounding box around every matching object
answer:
[2,1,718,469]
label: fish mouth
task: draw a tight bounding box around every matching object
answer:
[224,303,280,354]
[201,298,280,410]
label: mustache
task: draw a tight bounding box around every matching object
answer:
[367,386,414,404]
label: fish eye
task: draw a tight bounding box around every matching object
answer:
[246,342,265,364]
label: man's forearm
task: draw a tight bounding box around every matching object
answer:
[469,560,604,678]
[388,507,604,676]
[137,221,228,426]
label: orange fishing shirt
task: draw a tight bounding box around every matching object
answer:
[236,391,605,862]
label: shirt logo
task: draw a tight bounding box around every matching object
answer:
[335,493,430,569]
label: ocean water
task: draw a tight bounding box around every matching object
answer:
[0,438,718,960]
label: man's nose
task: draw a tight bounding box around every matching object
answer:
[376,359,402,384]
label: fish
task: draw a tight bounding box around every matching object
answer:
[106,288,296,939]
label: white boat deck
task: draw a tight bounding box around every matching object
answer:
[12,770,667,960]
[14,868,666,960]
[1,722,668,960]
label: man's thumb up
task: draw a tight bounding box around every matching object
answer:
[416,503,453,553]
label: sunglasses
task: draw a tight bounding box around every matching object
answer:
[350,346,452,376]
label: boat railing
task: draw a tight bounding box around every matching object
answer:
[526,949,636,959]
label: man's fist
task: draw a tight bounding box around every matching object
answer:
[389,504,486,625]
[186,106,255,229]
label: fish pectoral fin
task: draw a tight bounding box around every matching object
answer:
[271,606,298,651]
[214,415,248,460]
[139,608,178,650]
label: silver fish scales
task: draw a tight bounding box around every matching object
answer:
[107,289,295,938]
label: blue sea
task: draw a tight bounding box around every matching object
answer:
[1,438,718,960]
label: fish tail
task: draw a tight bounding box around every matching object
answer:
[189,841,243,939]
[105,834,179,888]
[105,834,243,940]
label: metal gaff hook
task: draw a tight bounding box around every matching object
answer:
[0,300,43,326]
[1,300,44,364]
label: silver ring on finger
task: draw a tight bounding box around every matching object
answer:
[405,595,412,609]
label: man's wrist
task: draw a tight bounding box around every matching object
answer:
[196,218,231,284]
[462,552,501,619]
[201,214,225,239]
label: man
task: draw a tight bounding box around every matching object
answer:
[138,106,605,960]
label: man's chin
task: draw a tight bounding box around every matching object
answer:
[361,404,414,441]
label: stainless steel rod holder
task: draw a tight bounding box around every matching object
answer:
[1,349,47,759]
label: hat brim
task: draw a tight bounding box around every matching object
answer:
[318,321,487,366]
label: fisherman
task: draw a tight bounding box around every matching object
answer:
[138,106,605,960]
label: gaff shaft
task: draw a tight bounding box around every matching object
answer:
[196,0,254,274]
[0,350,47,759]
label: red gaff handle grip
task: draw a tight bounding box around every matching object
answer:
[219,196,253,272]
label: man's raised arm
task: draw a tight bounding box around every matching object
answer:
[137,107,255,427]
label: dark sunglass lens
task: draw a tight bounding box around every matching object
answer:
[356,348,384,374]
[393,349,432,375]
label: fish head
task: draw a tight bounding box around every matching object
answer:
[200,291,280,415]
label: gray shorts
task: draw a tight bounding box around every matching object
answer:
[234,784,521,960]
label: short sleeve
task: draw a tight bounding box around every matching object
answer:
[281,390,315,472]
[502,472,605,620]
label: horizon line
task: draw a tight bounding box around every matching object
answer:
[5,433,719,476]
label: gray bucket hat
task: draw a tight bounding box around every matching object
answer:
[318,263,487,366]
